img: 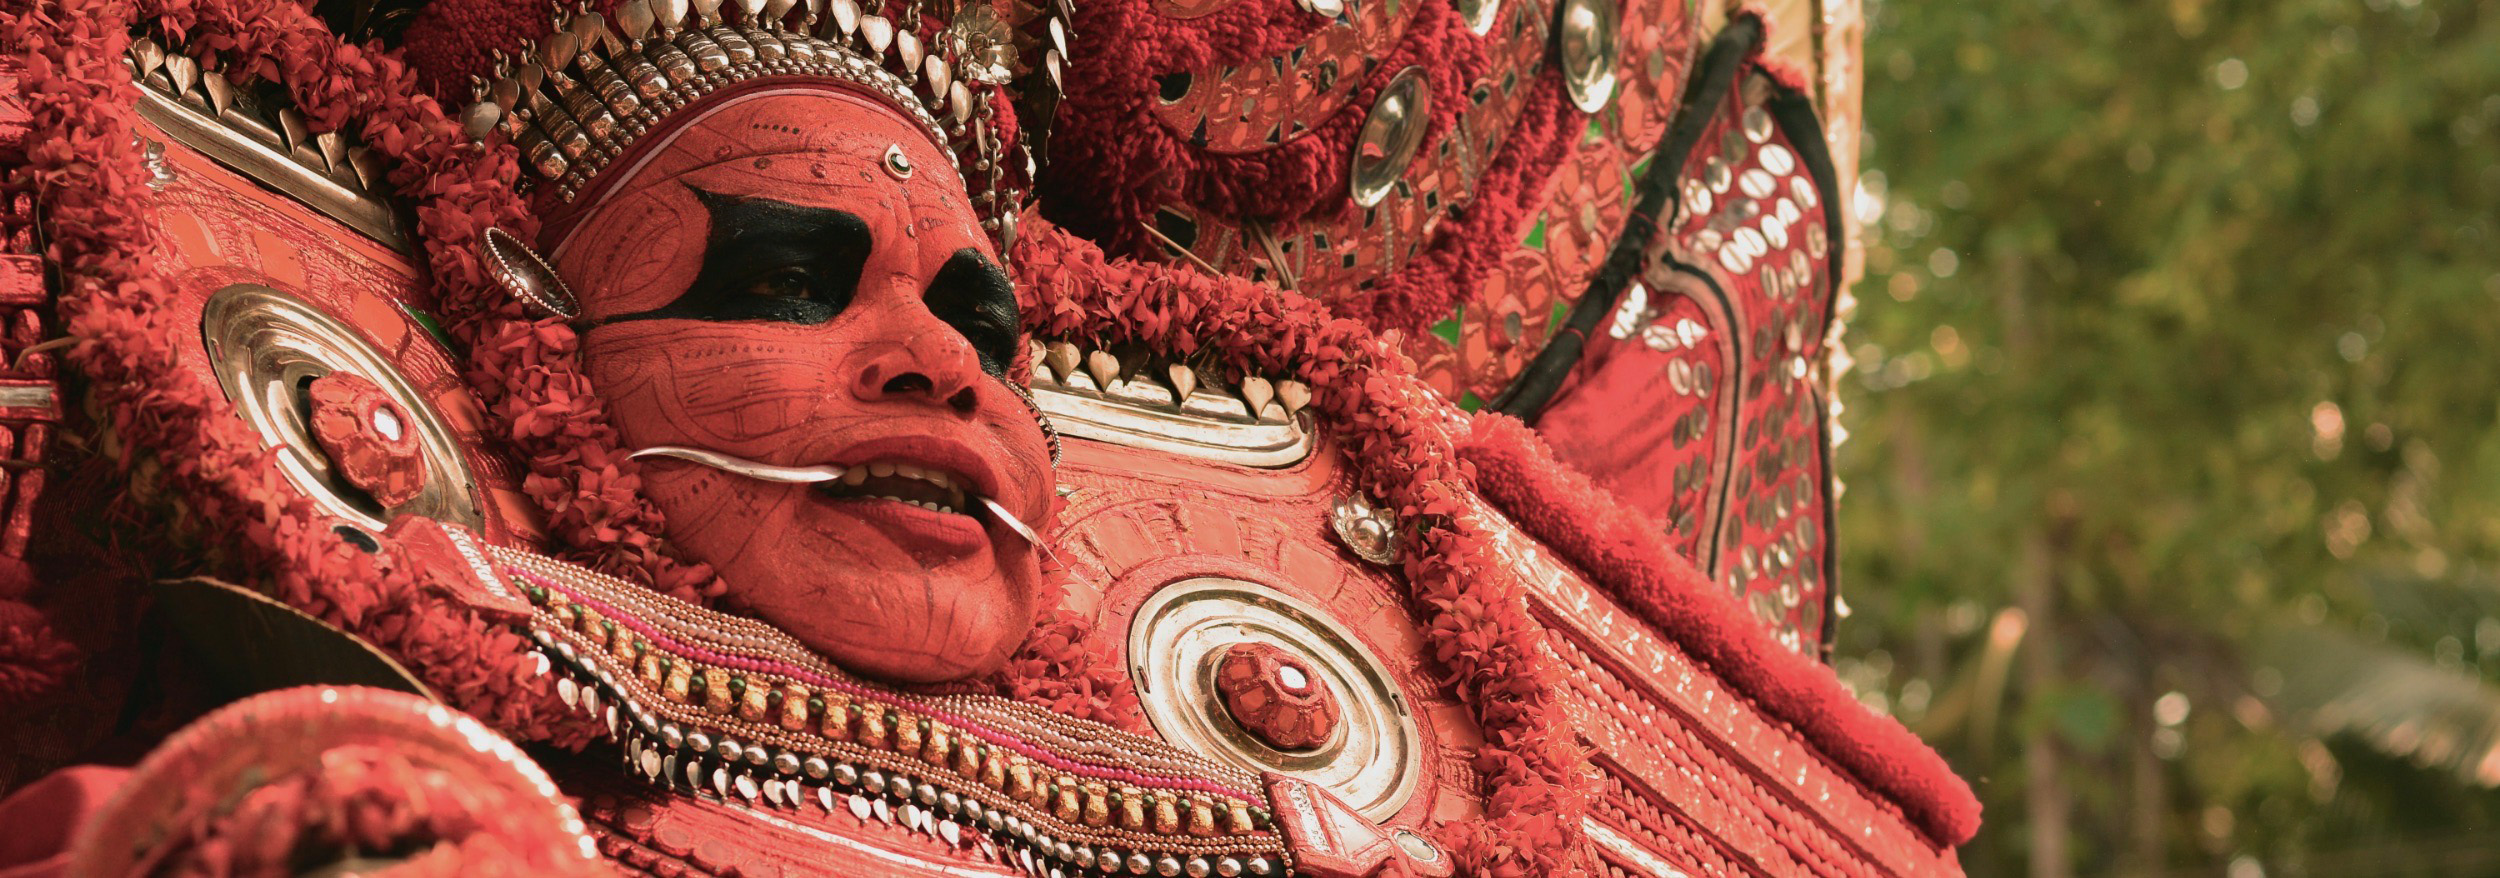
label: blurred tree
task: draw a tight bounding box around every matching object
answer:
[1831,1,2500,876]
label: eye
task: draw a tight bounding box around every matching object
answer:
[739,266,819,300]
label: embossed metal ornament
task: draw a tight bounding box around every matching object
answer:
[1328,491,1402,566]
[1453,0,1500,35]
[199,284,486,533]
[943,4,1019,85]
[1348,67,1431,209]
[1554,0,1620,113]
[1127,578,1423,820]
[480,226,580,319]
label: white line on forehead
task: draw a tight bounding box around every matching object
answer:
[551,85,952,262]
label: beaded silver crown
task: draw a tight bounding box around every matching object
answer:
[461,0,1043,246]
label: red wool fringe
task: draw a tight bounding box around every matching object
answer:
[1459,412,1980,845]
[1016,218,1592,877]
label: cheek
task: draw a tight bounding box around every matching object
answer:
[583,325,854,450]
[554,190,707,319]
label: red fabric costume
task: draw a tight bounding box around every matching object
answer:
[0,0,1979,873]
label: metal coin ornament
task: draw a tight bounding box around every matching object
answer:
[1348,67,1432,209]
[480,226,580,320]
[1555,0,1621,113]
[1328,491,1402,566]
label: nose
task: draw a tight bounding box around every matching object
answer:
[846,326,985,415]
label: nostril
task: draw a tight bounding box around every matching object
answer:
[882,373,935,396]
[945,386,977,414]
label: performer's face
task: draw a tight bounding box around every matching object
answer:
[551,87,1047,683]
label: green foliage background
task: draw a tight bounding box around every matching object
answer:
[1834,0,2500,874]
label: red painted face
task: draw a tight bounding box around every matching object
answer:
[548,85,1047,684]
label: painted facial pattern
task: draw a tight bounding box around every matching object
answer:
[548,85,1048,683]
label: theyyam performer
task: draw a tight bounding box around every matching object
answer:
[0,0,1984,873]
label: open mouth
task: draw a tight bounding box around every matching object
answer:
[624,444,1042,548]
[813,460,973,517]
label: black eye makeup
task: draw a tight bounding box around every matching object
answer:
[601,186,1021,378]
[924,248,1020,377]
[602,186,873,325]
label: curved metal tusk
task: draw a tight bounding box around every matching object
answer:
[976,495,1042,547]
[627,445,843,482]
[627,445,1044,547]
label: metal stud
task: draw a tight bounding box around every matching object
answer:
[1742,105,1774,143]
[1740,167,1777,199]
[1759,142,1797,176]
[1349,66,1430,207]
[1555,0,1620,112]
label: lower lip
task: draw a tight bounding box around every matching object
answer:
[813,492,994,556]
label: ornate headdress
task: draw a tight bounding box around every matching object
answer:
[411,0,1046,246]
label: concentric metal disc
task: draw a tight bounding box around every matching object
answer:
[200,284,485,532]
[1128,577,1422,820]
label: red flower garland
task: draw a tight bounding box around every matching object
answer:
[1462,413,1981,845]
[2,0,593,746]
[1015,218,1591,877]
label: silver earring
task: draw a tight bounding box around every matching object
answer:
[480,227,580,320]
[1005,378,1061,466]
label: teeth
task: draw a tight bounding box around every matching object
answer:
[842,467,869,485]
[870,461,897,477]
